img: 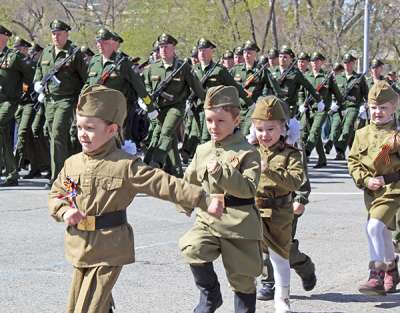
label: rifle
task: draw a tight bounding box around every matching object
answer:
[97,53,126,85]
[37,47,80,102]
[303,70,334,110]
[278,58,298,85]
[342,72,366,103]
[243,62,268,97]
[185,60,220,114]
[150,59,188,105]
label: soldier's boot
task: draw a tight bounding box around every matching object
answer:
[190,263,223,313]
[334,150,345,160]
[300,272,317,291]
[358,262,386,296]
[274,286,291,313]
[384,256,400,293]
[313,161,327,169]
[256,282,275,301]
[234,292,256,313]
[324,140,333,154]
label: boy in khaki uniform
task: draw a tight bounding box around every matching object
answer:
[251,96,304,313]
[177,85,263,313]
[348,80,400,296]
[48,85,221,313]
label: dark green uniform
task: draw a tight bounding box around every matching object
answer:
[34,39,87,183]
[0,43,33,185]
[144,57,205,176]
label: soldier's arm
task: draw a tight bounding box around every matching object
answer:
[300,71,321,102]
[263,150,304,191]
[48,166,71,222]
[263,69,284,98]
[330,75,344,105]
[348,132,372,189]
[361,76,369,102]
[185,64,206,101]
[74,50,88,83]
[220,67,252,107]
[208,150,260,198]
[125,62,153,109]
[15,53,34,84]
[128,158,207,210]
[33,52,44,82]
[143,66,153,93]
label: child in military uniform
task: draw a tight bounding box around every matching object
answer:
[348,80,400,295]
[251,96,304,313]
[177,85,263,313]
[48,85,220,313]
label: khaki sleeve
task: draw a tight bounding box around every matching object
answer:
[208,150,260,198]
[263,150,304,191]
[129,158,207,210]
[348,132,371,189]
[33,53,44,82]
[48,165,71,222]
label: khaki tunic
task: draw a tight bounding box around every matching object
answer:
[348,121,400,229]
[256,142,304,258]
[48,138,208,267]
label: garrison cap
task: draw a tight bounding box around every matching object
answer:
[222,50,234,59]
[50,20,71,32]
[243,40,260,52]
[197,38,216,49]
[0,25,12,37]
[111,31,123,43]
[268,48,279,58]
[234,46,244,56]
[279,45,295,58]
[343,53,356,63]
[80,46,94,56]
[370,58,384,68]
[13,37,32,48]
[204,85,240,109]
[333,62,344,72]
[96,28,116,41]
[310,51,325,61]
[251,96,288,121]
[297,52,310,61]
[368,80,399,106]
[158,33,178,45]
[77,85,127,128]
[191,46,198,57]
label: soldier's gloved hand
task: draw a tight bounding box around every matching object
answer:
[330,101,339,112]
[359,105,368,120]
[317,100,325,112]
[138,98,148,112]
[63,208,86,226]
[34,81,44,93]
[299,105,306,114]
[185,100,193,116]
[286,118,300,145]
[147,110,159,120]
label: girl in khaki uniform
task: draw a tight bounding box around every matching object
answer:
[48,85,219,313]
[251,96,304,313]
[348,80,400,296]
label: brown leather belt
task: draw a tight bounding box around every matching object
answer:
[76,210,127,231]
[224,194,255,207]
[255,193,293,209]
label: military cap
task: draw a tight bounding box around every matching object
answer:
[50,20,71,32]
[258,55,268,65]
[158,33,178,45]
[111,31,123,43]
[310,52,325,61]
[370,58,384,69]
[368,80,398,106]
[0,25,12,37]
[80,46,94,56]
[297,52,310,61]
[343,53,356,63]
[191,46,198,57]
[279,45,295,58]
[268,48,279,58]
[333,62,344,72]
[30,43,43,52]
[96,28,115,41]
[222,50,234,59]
[197,38,216,49]
[243,40,260,52]
[234,46,244,56]
[77,85,127,128]
[13,37,32,48]
[251,96,288,121]
[204,85,240,109]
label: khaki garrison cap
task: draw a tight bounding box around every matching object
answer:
[77,85,127,128]
[252,96,288,121]
[368,80,398,106]
[204,85,240,109]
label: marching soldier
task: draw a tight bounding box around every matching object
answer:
[233,46,244,65]
[190,46,199,65]
[334,53,369,160]
[33,20,87,189]
[80,46,94,65]
[296,52,311,148]
[0,25,33,187]
[268,48,279,72]
[143,33,205,177]
[222,50,234,70]
[230,40,282,135]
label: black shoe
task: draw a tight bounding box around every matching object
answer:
[22,170,42,179]
[0,179,18,187]
[324,141,332,154]
[234,292,256,313]
[335,152,345,160]
[256,282,275,301]
[313,161,327,168]
[302,272,317,291]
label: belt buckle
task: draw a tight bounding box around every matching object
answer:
[77,216,96,231]
[260,208,272,218]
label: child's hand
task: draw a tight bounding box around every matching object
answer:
[207,159,220,174]
[293,202,305,215]
[261,161,268,172]
[63,208,86,226]
[367,176,385,191]
[207,198,224,219]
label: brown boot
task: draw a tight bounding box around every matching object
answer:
[384,256,400,293]
[358,262,386,296]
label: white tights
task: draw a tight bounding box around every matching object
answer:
[366,218,395,262]
[269,249,290,288]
